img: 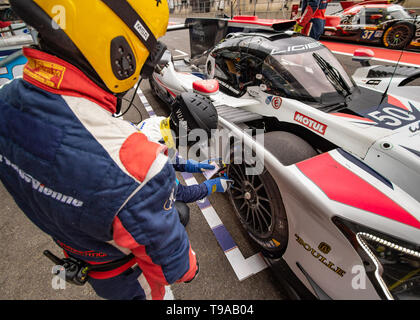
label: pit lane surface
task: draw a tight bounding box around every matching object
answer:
[0,20,419,301]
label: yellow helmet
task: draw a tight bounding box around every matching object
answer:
[10,0,169,93]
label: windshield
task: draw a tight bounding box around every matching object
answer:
[262,47,354,103]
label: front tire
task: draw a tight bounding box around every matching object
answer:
[227,131,317,258]
[383,22,414,50]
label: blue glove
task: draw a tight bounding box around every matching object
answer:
[184,159,215,173]
[203,177,233,196]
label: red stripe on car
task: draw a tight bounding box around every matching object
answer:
[296,153,420,229]
[387,95,409,111]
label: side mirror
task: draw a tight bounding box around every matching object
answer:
[352,48,374,66]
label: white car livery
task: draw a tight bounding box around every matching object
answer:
[150,18,420,300]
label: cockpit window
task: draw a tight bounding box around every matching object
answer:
[262,47,354,103]
[213,49,264,97]
[212,46,355,105]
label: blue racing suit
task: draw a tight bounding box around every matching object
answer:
[0,48,198,300]
[298,0,328,40]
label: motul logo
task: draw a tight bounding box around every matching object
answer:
[294,112,327,135]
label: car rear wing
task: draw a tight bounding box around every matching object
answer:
[339,0,391,11]
[167,16,295,59]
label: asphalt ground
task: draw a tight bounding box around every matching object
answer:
[0,19,415,301]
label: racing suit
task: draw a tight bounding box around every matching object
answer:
[0,48,198,300]
[297,0,328,40]
[138,116,210,203]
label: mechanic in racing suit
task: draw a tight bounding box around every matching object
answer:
[294,0,329,40]
[0,0,198,300]
[138,92,233,221]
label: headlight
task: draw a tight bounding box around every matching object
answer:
[333,217,420,300]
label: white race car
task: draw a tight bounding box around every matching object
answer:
[150,18,420,300]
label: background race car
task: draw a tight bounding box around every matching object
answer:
[322,1,420,50]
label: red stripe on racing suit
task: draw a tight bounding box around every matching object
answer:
[298,0,328,27]
[112,216,198,299]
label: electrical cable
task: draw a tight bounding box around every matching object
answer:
[378,14,417,106]
[121,96,144,125]
[115,78,144,124]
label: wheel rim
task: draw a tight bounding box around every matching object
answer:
[386,25,410,47]
[228,163,273,238]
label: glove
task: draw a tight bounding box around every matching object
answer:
[184,159,215,173]
[294,23,303,33]
[203,177,233,196]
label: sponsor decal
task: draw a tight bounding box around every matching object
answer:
[366,79,381,85]
[361,28,383,39]
[271,97,282,109]
[0,153,83,207]
[409,121,420,134]
[295,234,346,277]
[363,101,420,130]
[318,242,331,254]
[56,240,107,258]
[361,30,375,40]
[271,41,323,55]
[24,57,66,89]
[374,30,384,38]
[265,96,273,105]
[134,20,150,42]
[294,111,327,135]
[218,79,241,95]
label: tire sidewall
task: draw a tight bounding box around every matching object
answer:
[242,170,289,258]
[383,22,414,49]
[227,131,317,258]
